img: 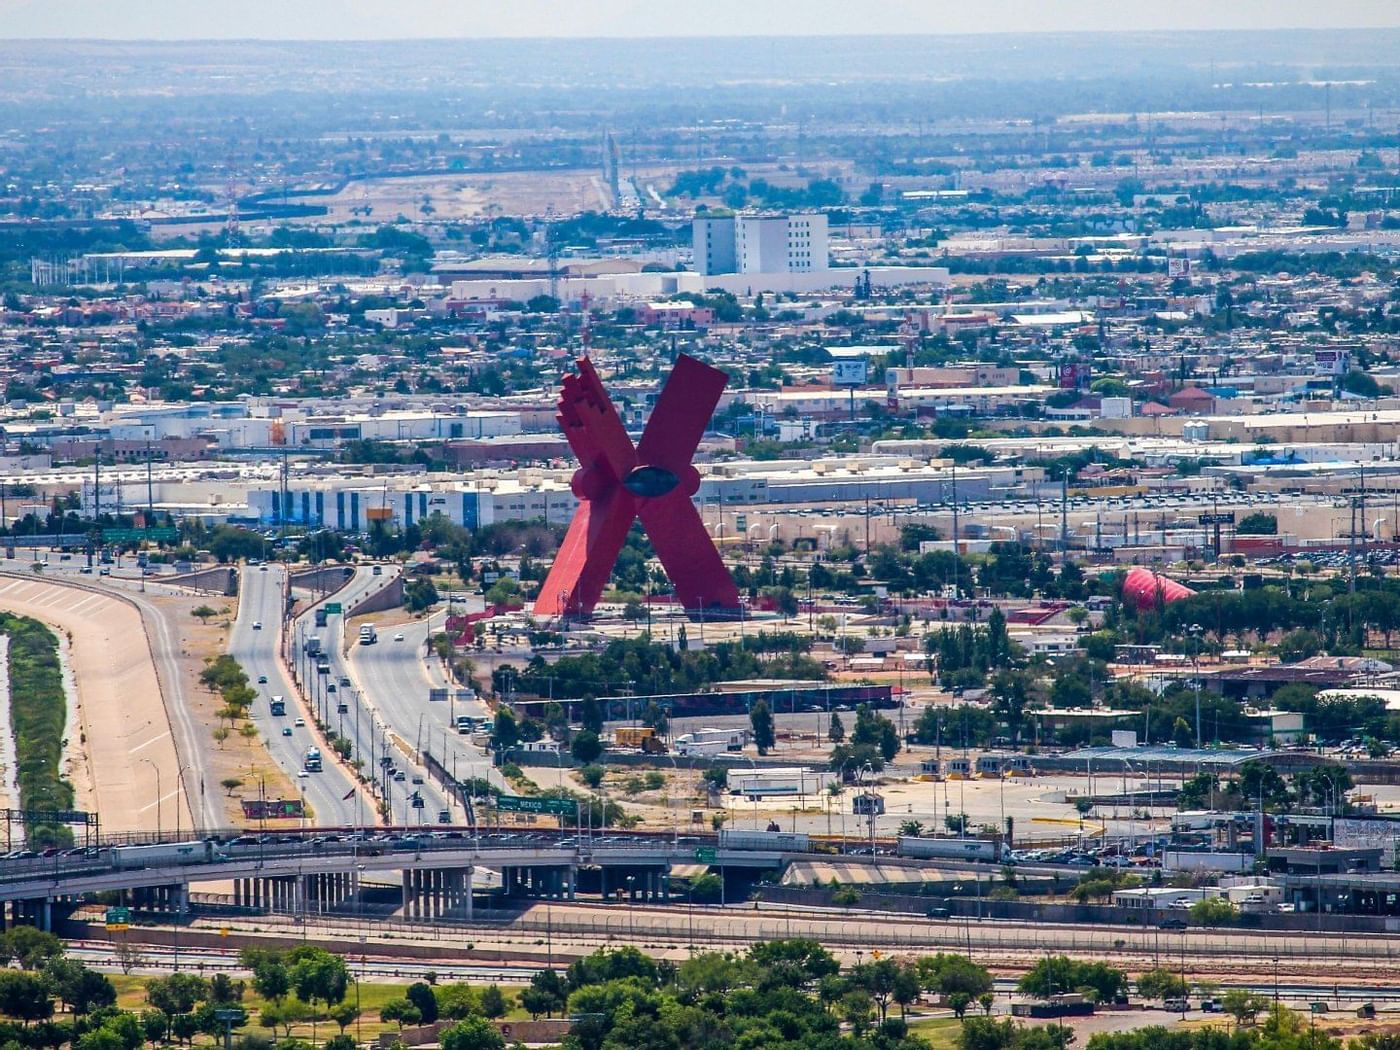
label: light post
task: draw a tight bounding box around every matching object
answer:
[1188,623,1204,750]
[142,758,162,840]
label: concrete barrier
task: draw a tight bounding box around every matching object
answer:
[288,565,355,599]
[161,566,238,595]
[346,575,403,617]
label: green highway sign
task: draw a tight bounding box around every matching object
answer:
[494,794,576,816]
[695,847,717,864]
[103,527,178,543]
[324,603,342,614]
[104,906,130,929]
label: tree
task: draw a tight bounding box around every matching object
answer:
[328,1003,359,1034]
[191,605,218,624]
[579,696,604,735]
[1135,968,1188,1000]
[477,986,507,1019]
[0,971,54,1022]
[289,947,350,1015]
[1018,956,1127,1004]
[43,959,115,1016]
[220,777,242,795]
[379,1000,420,1032]
[246,954,289,1004]
[570,730,603,765]
[1221,988,1268,1028]
[440,1016,504,1050]
[1189,897,1239,927]
[1237,513,1278,536]
[405,982,438,1025]
[145,974,206,1025]
[828,711,845,743]
[750,700,775,755]
[1,927,63,970]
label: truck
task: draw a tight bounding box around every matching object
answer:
[303,747,323,772]
[108,841,221,869]
[456,715,480,734]
[718,829,810,853]
[269,695,287,716]
[304,636,322,656]
[896,836,1003,863]
[674,727,747,753]
[674,736,729,758]
[358,624,377,645]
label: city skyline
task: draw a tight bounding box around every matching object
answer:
[4,0,1400,40]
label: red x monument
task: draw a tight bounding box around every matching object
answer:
[534,353,739,619]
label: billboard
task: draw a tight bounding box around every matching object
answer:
[832,360,868,386]
[1058,362,1092,390]
[1167,256,1192,278]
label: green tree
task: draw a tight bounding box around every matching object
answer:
[405,982,438,1025]
[570,730,603,765]
[1135,968,1188,1000]
[477,986,507,1019]
[440,1016,505,1050]
[828,711,845,743]
[378,1000,420,1031]
[1188,897,1239,927]
[750,700,775,755]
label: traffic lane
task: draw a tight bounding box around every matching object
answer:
[232,566,357,825]
[350,627,501,793]
[297,570,454,823]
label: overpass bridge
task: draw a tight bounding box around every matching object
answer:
[0,829,799,930]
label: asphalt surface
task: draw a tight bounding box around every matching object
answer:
[232,565,360,826]
[290,567,460,826]
[348,609,505,808]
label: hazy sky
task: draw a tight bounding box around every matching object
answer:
[4,0,1400,40]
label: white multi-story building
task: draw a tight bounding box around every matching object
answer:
[692,212,828,276]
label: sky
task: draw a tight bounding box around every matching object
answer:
[4,0,1400,40]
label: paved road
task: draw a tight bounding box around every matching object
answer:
[349,610,504,808]
[290,567,458,826]
[232,565,359,826]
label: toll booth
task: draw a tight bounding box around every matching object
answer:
[853,792,885,816]
[918,759,942,781]
[975,755,1004,779]
[946,757,972,780]
[1004,756,1035,778]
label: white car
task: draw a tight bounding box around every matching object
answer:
[393,632,405,641]
[294,717,305,727]
[252,621,262,630]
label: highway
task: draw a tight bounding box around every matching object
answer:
[290,567,457,826]
[348,606,505,810]
[231,564,359,826]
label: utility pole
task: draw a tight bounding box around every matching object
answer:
[1060,475,1069,555]
[950,462,960,597]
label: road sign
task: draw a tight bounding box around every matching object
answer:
[104,906,129,930]
[103,527,178,543]
[324,602,342,614]
[1198,513,1235,526]
[695,846,717,864]
[494,794,576,816]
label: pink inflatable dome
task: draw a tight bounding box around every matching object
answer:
[1121,566,1196,610]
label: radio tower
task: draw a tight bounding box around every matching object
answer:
[224,179,240,249]
[544,204,560,302]
[579,290,593,359]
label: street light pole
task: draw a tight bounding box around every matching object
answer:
[142,758,162,839]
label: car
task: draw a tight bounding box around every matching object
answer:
[1066,855,1096,866]
[327,684,337,694]
[99,568,110,576]
[297,771,309,778]
[252,621,262,630]
[393,632,405,641]
[257,674,268,684]
[393,770,406,782]
[259,565,268,572]
[294,717,305,727]
[79,567,92,574]
[339,676,351,687]
[282,727,293,737]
